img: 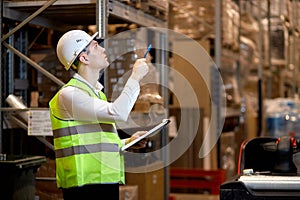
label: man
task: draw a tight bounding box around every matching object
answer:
[49,30,149,200]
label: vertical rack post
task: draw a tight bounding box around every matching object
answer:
[0,0,2,153]
[257,0,263,136]
[160,31,169,200]
[292,0,298,97]
[215,0,222,168]
[96,0,108,39]
[96,0,108,87]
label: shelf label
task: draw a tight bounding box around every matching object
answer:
[28,110,53,136]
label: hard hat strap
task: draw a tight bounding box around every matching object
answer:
[71,46,88,70]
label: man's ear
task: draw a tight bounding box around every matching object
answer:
[79,54,88,63]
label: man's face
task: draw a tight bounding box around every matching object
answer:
[85,40,109,70]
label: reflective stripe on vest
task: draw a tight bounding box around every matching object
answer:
[55,143,119,158]
[53,123,117,138]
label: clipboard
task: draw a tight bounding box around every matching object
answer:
[121,119,170,151]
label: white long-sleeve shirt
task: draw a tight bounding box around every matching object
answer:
[56,73,140,123]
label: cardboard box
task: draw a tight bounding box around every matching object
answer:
[119,185,138,200]
[125,162,164,200]
[169,193,219,200]
[35,159,63,200]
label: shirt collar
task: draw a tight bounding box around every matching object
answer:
[73,73,104,92]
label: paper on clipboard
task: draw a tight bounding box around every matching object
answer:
[121,119,170,151]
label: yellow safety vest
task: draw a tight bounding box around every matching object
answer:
[49,78,124,188]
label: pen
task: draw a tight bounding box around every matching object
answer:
[143,44,152,58]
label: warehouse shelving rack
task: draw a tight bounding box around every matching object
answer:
[0,0,168,151]
[0,0,169,199]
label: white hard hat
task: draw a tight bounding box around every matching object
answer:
[56,30,98,70]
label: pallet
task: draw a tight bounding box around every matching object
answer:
[140,0,168,20]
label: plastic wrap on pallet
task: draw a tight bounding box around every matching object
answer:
[264,98,300,138]
[170,0,215,39]
[170,0,240,46]
[116,0,168,20]
[222,0,240,51]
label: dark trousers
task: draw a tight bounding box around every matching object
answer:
[62,183,119,200]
